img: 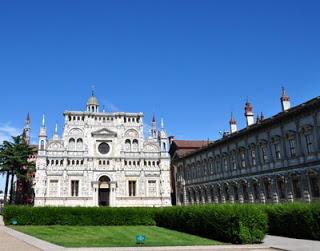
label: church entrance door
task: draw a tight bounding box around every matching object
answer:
[98,176,111,206]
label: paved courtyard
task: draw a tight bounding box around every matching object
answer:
[1,216,320,251]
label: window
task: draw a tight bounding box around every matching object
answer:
[148,180,157,196]
[274,143,281,160]
[40,140,45,150]
[98,142,110,154]
[251,149,256,166]
[240,150,246,168]
[223,157,228,171]
[71,180,79,197]
[76,138,83,150]
[69,138,75,150]
[49,180,58,196]
[231,153,236,170]
[125,139,131,151]
[306,134,313,154]
[289,138,296,157]
[132,139,138,152]
[261,145,268,163]
[129,181,136,196]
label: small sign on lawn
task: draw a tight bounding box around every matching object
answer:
[136,234,145,244]
[10,219,17,225]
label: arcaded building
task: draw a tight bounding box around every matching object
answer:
[171,89,320,205]
[34,92,171,207]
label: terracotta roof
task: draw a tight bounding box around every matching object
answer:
[172,140,211,149]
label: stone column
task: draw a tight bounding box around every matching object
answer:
[247,180,254,203]
[285,175,294,202]
[201,188,206,204]
[206,186,212,203]
[238,183,244,203]
[229,184,235,203]
[259,178,266,204]
[301,172,311,203]
[213,186,219,203]
[271,177,279,203]
[195,189,200,204]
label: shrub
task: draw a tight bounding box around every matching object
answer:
[155,204,267,244]
[3,206,157,226]
[263,203,320,240]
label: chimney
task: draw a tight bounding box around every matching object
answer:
[245,99,254,126]
[281,87,291,111]
[229,112,237,133]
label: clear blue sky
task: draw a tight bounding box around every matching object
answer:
[1,1,320,189]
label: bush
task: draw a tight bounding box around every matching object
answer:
[263,203,320,240]
[155,204,267,244]
[3,206,157,226]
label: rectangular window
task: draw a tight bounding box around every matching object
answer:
[129,180,136,196]
[306,134,313,154]
[231,154,236,170]
[261,146,268,163]
[71,180,79,197]
[251,149,256,166]
[274,143,281,160]
[289,139,296,157]
[148,180,157,197]
[223,157,228,171]
[240,151,246,168]
[49,180,58,196]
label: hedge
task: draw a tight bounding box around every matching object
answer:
[3,206,157,226]
[155,204,267,244]
[3,204,267,244]
[263,203,320,240]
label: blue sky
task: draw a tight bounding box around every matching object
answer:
[1,1,320,190]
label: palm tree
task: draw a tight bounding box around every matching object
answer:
[0,135,35,204]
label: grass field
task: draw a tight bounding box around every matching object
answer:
[12,225,223,247]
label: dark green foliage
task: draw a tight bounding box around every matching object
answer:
[3,206,157,226]
[263,203,320,240]
[155,204,268,244]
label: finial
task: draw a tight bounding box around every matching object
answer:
[260,112,264,120]
[102,105,105,113]
[152,115,156,123]
[161,118,164,129]
[42,114,45,127]
[55,123,58,134]
[91,85,95,96]
[230,112,236,124]
[26,112,30,122]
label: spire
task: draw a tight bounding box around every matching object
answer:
[161,118,164,129]
[229,112,236,125]
[229,112,237,133]
[151,115,157,139]
[53,123,59,141]
[244,98,254,126]
[260,112,264,121]
[42,114,46,127]
[280,87,291,111]
[23,112,31,144]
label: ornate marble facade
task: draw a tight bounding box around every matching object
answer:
[171,89,320,205]
[34,93,171,207]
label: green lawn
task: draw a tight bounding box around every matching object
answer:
[12,225,223,247]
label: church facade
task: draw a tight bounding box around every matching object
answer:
[34,93,171,207]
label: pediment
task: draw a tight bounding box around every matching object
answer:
[91,128,117,137]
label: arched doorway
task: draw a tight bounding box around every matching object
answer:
[98,176,111,206]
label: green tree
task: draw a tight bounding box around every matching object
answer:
[0,135,35,204]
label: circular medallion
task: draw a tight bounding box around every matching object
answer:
[98,142,110,154]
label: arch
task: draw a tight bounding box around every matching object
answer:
[69,138,75,150]
[132,139,139,152]
[40,140,45,150]
[125,139,131,151]
[98,175,111,206]
[76,138,83,150]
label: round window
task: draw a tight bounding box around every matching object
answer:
[98,142,110,154]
